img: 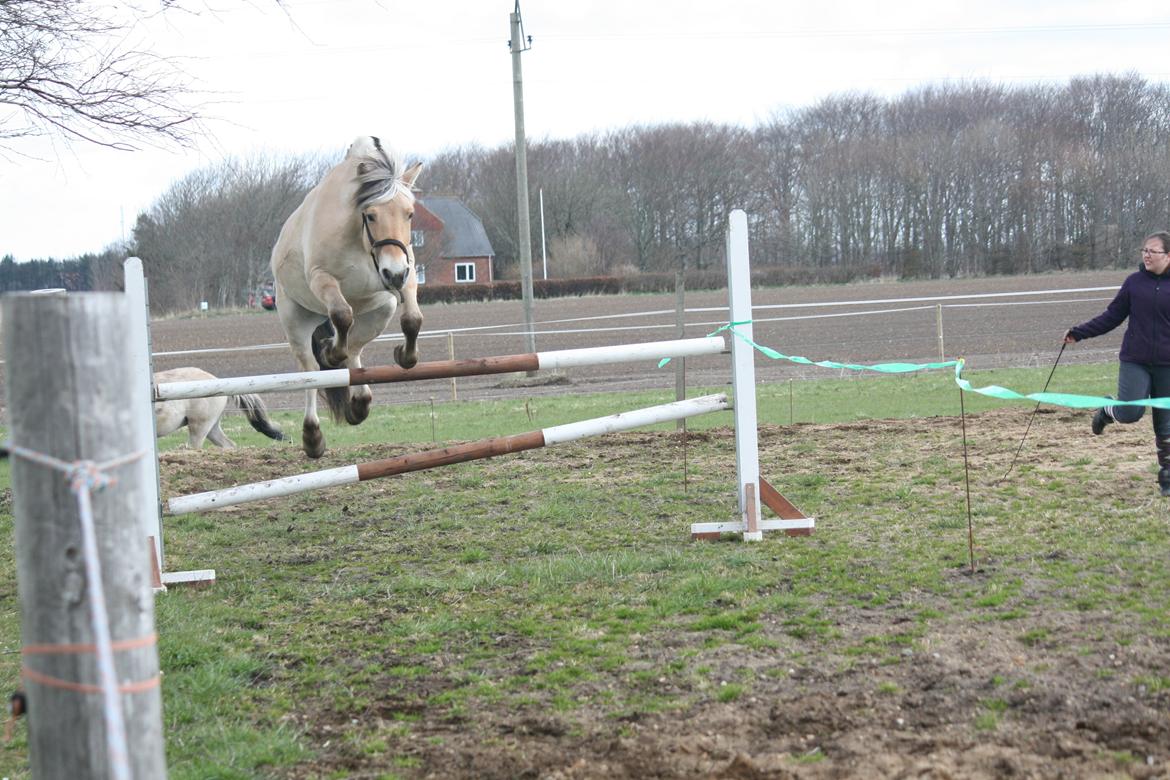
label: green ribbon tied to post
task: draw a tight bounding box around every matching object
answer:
[658,320,1170,411]
[658,321,959,373]
[953,358,1170,410]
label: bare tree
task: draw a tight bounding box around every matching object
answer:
[133,152,327,312]
[0,1,203,153]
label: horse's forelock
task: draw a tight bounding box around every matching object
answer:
[353,147,414,210]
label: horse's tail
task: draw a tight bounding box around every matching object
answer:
[310,319,350,423]
[235,394,285,441]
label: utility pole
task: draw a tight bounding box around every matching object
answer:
[539,187,548,280]
[509,1,536,356]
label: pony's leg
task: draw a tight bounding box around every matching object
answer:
[186,420,212,449]
[395,273,423,369]
[343,301,397,425]
[307,268,353,367]
[205,421,237,449]
[278,294,331,458]
[186,397,229,449]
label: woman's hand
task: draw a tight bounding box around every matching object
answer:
[1063,330,1078,345]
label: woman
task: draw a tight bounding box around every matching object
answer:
[1064,231,1170,496]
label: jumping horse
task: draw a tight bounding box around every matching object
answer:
[271,136,423,458]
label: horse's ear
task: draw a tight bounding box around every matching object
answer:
[356,161,370,176]
[402,161,424,189]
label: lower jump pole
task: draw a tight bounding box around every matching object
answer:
[155,337,727,401]
[166,393,731,516]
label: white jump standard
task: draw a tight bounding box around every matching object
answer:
[125,208,813,588]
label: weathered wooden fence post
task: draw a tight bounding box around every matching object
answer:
[2,292,167,779]
[936,302,945,362]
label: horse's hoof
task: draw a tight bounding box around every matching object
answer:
[302,425,326,459]
[394,344,418,369]
[324,348,349,369]
[346,393,371,425]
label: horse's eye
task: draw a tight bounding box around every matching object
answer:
[364,213,375,223]
[408,212,414,221]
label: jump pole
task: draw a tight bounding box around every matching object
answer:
[167,393,731,515]
[154,337,726,401]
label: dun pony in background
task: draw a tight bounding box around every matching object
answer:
[271,136,424,458]
[154,367,284,448]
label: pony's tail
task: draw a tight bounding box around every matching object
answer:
[311,319,350,423]
[236,394,285,441]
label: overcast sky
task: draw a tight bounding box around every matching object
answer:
[4,0,1170,262]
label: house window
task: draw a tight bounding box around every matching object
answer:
[412,230,425,247]
[416,265,426,285]
[455,262,476,283]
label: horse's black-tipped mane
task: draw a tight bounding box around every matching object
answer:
[353,136,408,210]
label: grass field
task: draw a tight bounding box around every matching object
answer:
[2,361,1168,778]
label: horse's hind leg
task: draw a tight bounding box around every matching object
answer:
[394,274,423,369]
[186,398,230,448]
[206,421,237,449]
[301,388,325,457]
[278,295,330,458]
[186,418,217,449]
[310,320,354,428]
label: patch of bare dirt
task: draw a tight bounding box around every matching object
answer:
[276,619,1168,780]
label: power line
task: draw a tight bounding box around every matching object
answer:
[547,21,1170,43]
[158,20,1170,63]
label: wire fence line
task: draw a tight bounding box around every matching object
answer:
[133,281,1125,415]
[151,285,1120,358]
[0,281,1124,422]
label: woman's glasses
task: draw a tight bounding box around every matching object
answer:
[1142,248,1167,256]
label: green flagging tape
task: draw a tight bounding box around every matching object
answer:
[658,321,958,373]
[953,358,1170,410]
[653,321,1170,410]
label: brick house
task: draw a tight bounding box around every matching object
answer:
[412,196,495,285]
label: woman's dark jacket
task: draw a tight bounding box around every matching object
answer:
[1069,265,1170,365]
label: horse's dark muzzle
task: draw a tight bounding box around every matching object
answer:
[381,265,409,291]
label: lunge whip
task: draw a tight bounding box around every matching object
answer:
[997,342,1066,484]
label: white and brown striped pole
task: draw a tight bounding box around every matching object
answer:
[154,337,726,401]
[166,393,729,516]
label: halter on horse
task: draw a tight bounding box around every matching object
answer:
[363,216,411,279]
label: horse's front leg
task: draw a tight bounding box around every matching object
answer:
[308,269,353,368]
[394,274,423,369]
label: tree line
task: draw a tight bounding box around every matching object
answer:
[421,73,1170,282]
[6,73,1168,312]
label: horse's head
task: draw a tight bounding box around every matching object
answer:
[351,136,424,292]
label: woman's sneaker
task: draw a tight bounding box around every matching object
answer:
[1091,398,1114,435]
[1160,468,1170,497]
